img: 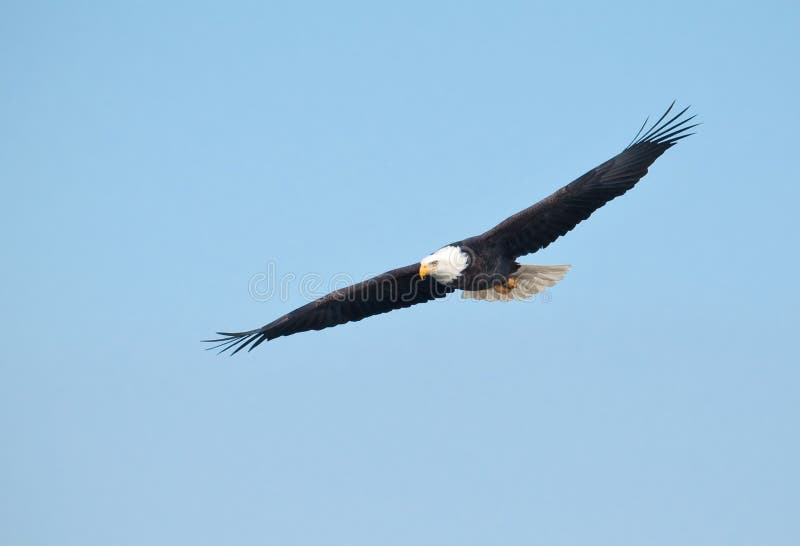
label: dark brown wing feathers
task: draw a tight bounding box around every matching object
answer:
[480,103,696,259]
[205,264,452,354]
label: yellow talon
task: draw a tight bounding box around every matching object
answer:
[493,277,516,294]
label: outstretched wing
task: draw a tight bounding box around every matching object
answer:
[479,103,697,259]
[205,264,453,354]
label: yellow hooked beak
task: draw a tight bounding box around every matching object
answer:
[419,262,431,279]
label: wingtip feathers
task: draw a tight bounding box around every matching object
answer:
[628,102,698,149]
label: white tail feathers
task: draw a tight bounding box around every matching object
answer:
[461,264,571,302]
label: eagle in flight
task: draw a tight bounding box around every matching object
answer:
[206,103,697,354]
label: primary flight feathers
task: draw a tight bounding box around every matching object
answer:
[206,103,697,354]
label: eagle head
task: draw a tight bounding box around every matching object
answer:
[419,245,469,283]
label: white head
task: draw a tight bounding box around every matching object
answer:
[419,245,469,284]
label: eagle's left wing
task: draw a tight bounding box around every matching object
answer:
[479,103,697,260]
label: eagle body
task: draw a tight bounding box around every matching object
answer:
[207,104,697,354]
[425,239,520,290]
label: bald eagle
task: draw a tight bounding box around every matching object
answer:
[207,103,696,354]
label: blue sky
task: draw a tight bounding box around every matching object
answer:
[1,1,798,545]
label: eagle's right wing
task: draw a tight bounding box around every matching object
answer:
[205,263,453,354]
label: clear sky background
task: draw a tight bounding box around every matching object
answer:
[2,2,798,545]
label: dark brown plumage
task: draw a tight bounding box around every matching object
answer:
[209,265,453,354]
[477,104,696,259]
[206,103,696,354]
